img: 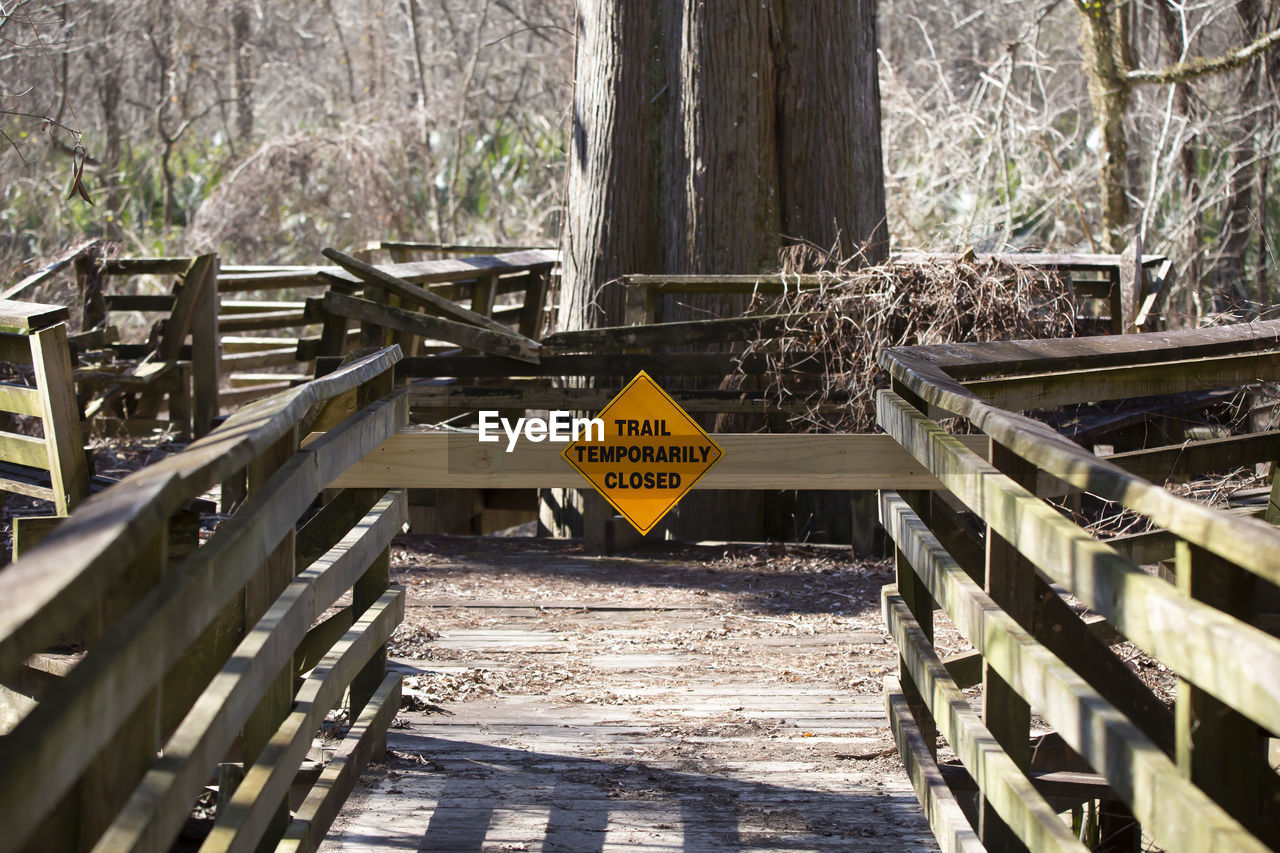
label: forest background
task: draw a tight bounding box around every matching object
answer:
[2,0,1279,327]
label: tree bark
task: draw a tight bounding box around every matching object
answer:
[561,0,888,330]
[1074,0,1132,252]
[556,1,887,544]
[1212,0,1263,311]
[231,0,254,143]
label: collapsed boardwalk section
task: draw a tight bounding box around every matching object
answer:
[0,347,409,853]
[876,322,1280,852]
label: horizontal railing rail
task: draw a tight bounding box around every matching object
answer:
[876,320,1280,852]
[0,346,407,853]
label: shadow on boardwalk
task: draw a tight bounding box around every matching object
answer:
[327,733,936,851]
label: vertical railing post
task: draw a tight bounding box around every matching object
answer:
[980,444,1037,852]
[1174,541,1278,845]
[240,425,300,844]
[191,254,220,435]
[889,380,937,762]
[349,365,399,751]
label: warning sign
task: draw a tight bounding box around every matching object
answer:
[562,371,723,534]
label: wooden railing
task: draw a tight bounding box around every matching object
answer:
[623,251,1171,333]
[876,322,1280,852]
[0,346,407,853]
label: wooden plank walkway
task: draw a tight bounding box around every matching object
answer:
[320,537,940,851]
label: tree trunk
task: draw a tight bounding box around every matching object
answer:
[555,1,887,544]
[1075,0,1132,252]
[561,0,887,329]
[1211,0,1263,311]
[231,0,254,143]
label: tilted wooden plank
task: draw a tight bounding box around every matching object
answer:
[366,249,556,284]
[322,248,530,339]
[197,589,404,853]
[879,345,1280,585]
[883,676,984,853]
[962,349,1280,410]
[365,240,555,255]
[882,590,1086,853]
[0,394,406,853]
[277,673,401,853]
[881,493,1266,853]
[157,255,217,361]
[330,428,990,490]
[1,241,103,300]
[0,347,400,685]
[877,391,1280,736]
[321,292,540,363]
[95,493,405,853]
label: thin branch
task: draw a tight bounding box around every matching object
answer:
[1127,25,1280,85]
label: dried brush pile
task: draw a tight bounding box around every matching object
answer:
[739,255,1077,433]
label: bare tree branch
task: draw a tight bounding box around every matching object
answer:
[1127,24,1280,85]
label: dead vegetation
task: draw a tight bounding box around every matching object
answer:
[739,255,1077,432]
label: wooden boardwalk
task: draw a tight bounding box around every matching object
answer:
[320,537,939,851]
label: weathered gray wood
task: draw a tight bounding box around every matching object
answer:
[881,493,1259,853]
[2,241,103,300]
[398,351,778,378]
[0,393,405,851]
[0,430,53,469]
[322,292,540,363]
[94,493,404,853]
[1107,430,1280,483]
[277,673,401,853]
[963,349,1280,411]
[876,391,1280,737]
[198,588,404,853]
[191,255,220,436]
[220,300,308,314]
[980,446,1034,850]
[879,338,1280,589]
[0,300,69,333]
[882,590,1086,853]
[241,427,299,845]
[218,310,311,333]
[101,257,192,276]
[30,322,90,514]
[322,248,538,341]
[1174,541,1280,845]
[542,314,803,352]
[884,676,984,853]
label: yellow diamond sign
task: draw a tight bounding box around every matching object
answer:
[562,371,723,534]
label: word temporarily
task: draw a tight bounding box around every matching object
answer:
[477,410,604,452]
[567,443,715,465]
